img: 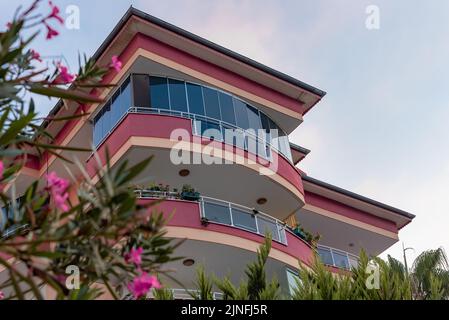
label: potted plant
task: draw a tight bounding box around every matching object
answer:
[181,184,200,201]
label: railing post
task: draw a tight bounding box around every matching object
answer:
[254,215,260,235]
[228,202,234,226]
[330,247,336,267]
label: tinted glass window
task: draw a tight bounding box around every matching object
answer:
[219,92,235,125]
[203,202,231,225]
[186,83,205,115]
[260,112,271,133]
[203,87,221,119]
[233,98,249,129]
[247,104,261,131]
[109,90,121,126]
[101,103,111,138]
[168,79,188,112]
[149,77,169,110]
[119,79,131,116]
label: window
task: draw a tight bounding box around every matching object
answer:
[109,90,121,127]
[203,202,231,225]
[101,103,111,139]
[286,269,300,296]
[186,83,205,115]
[233,98,249,129]
[246,104,261,131]
[219,92,236,125]
[203,87,221,119]
[149,76,170,110]
[119,78,131,116]
[232,208,257,232]
[168,79,188,112]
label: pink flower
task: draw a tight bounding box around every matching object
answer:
[127,272,161,299]
[0,290,4,300]
[44,22,59,40]
[46,1,64,24]
[54,62,76,84]
[30,49,42,62]
[0,160,4,179]
[125,247,143,266]
[46,171,70,212]
[110,55,122,72]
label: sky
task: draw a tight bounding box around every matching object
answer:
[1,0,448,265]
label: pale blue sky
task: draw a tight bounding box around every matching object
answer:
[2,0,448,264]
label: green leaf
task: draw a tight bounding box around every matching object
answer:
[29,84,104,103]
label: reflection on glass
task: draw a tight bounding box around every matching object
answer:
[317,247,334,265]
[169,79,188,112]
[219,92,235,125]
[333,251,349,269]
[203,87,220,119]
[186,83,204,115]
[257,217,279,241]
[232,208,257,232]
[203,202,231,225]
[150,76,170,110]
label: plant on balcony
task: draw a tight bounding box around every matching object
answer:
[145,182,170,193]
[180,184,201,201]
[0,1,180,300]
[291,223,321,247]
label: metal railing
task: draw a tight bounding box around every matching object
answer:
[134,189,182,200]
[317,244,359,270]
[134,190,288,245]
[200,196,288,245]
[127,106,294,162]
[1,224,29,240]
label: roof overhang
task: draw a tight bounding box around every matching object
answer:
[41,6,326,136]
[302,175,415,230]
[290,143,311,165]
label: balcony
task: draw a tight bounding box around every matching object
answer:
[135,189,288,245]
[92,74,293,163]
[317,245,358,270]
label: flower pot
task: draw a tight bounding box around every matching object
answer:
[181,191,200,201]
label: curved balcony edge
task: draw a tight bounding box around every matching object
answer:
[138,197,314,268]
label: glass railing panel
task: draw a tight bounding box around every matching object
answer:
[317,246,334,265]
[201,197,287,245]
[202,201,231,225]
[231,207,257,232]
[257,216,280,242]
[332,250,350,269]
[349,255,359,268]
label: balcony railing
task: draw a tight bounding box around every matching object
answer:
[128,106,293,162]
[317,245,359,270]
[134,189,288,245]
[200,196,288,245]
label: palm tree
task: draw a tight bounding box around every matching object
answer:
[410,247,449,299]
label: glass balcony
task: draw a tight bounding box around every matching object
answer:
[134,189,288,245]
[200,196,288,245]
[316,245,359,270]
[92,74,294,163]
